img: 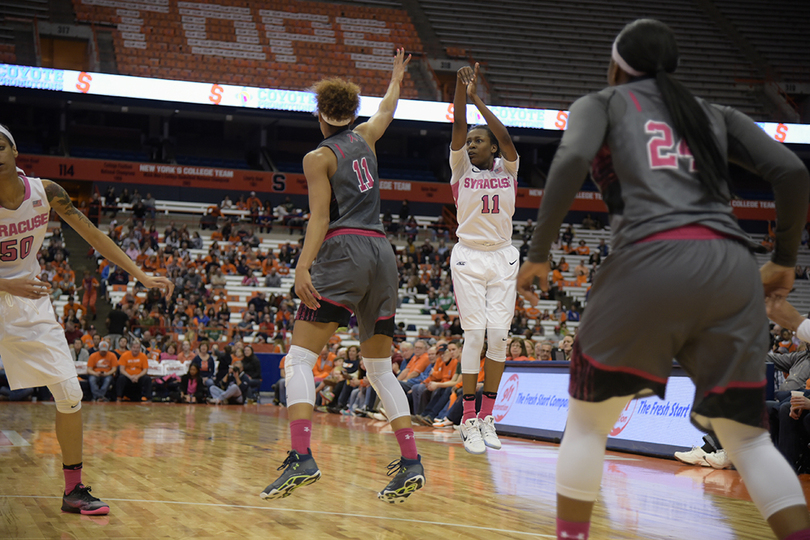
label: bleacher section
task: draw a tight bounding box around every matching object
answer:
[713,0,810,84]
[419,0,768,118]
[72,0,423,99]
[95,216,604,347]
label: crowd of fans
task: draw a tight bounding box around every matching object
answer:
[269,333,576,431]
[3,190,597,413]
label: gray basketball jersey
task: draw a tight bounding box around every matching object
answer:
[590,78,742,252]
[317,129,384,234]
[528,77,810,267]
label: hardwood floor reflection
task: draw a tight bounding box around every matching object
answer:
[0,401,806,539]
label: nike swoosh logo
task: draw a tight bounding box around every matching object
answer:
[509,260,517,265]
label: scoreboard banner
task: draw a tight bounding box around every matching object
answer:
[1,63,809,143]
[16,153,790,220]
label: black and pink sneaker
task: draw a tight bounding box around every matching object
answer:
[61,484,110,515]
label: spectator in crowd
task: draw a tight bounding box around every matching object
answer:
[86,341,117,401]
[265,268,282,288]
[241,345,263,402]
[64,319,83,345]
[106,305,129,346]
[116,340,152,402]
[70,339,89,364]
[536,341,554,361]
[191,341,216,387]
[176,363,205,404]
[210,362,248,405]
[143,193,157,220]
[398,341,432,390]
[408,342,460,416]
[559,335,574,360]
[508,338,533,361]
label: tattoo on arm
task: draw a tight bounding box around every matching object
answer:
[44,181,96,229]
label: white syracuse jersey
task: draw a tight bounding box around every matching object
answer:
[450,147,519,250]
[0,174,51,280]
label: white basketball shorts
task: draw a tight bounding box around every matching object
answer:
[450,243,519,331]
[0,294,76,390]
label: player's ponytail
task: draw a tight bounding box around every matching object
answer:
[615,19,732,202]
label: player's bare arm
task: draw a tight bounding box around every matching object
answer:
[465,63,518,162]
[354,48,410,152]
[450,66,470,152]
[294,150,333,310]
[43,179,174,297]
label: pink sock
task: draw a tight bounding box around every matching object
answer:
[479,392,496,419]
[556,518,589,540]
[290,419,312,454]
[785,530,810,540]
[63,464,82,495]
[395,428,418,460]
[462,395,477,423]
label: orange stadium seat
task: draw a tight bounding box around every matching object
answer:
[72,0,424,97]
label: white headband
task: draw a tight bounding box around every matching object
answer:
[612,40,645,77]
[0,125,16,148]
[320,114,352,127]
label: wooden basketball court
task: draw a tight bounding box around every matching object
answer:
[1,401,808,539]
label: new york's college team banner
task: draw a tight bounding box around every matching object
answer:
[16,153,787,220]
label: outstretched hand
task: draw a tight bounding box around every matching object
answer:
[765,295,805,332]
[516,261,550,307]
[390,48,411,85]
[457,63,480,98]
[761,261,794,299]
[140,275,175,298]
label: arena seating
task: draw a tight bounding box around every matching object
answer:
[100,212,590,347]
[72,0,423,98]
[0,0,51,64]
[418,0,768,118]
[713,0,810,85]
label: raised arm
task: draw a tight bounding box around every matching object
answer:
[466,63,517,162]
[43,180,174,297]
[354,48,411,150]
[451,66,470,151]
[293,149,333,310]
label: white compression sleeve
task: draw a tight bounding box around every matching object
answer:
[461,329,485,374]
[713,417,808,519]
[364,357,411,422]
[50,377,83,414]
[556,396,633,501]
[284,345,318,407]
[485,327,509,362]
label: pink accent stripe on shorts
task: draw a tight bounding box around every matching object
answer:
[319,296,352,312]
[637,224,731,244]
[706,379,766,395]
[581,349,669,385]
[324,228,386,241]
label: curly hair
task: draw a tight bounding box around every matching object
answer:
[312,78,361,125]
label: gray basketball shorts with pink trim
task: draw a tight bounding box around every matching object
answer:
[569,236,769,432]
[295,230,397,343]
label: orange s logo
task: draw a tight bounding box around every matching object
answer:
[209,84,224,105]
[555,110,568,130]
[76,72,92,94]
[775,123,788,143]
[446,103,454,122]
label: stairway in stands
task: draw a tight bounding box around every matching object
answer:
[61,223,112,333]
